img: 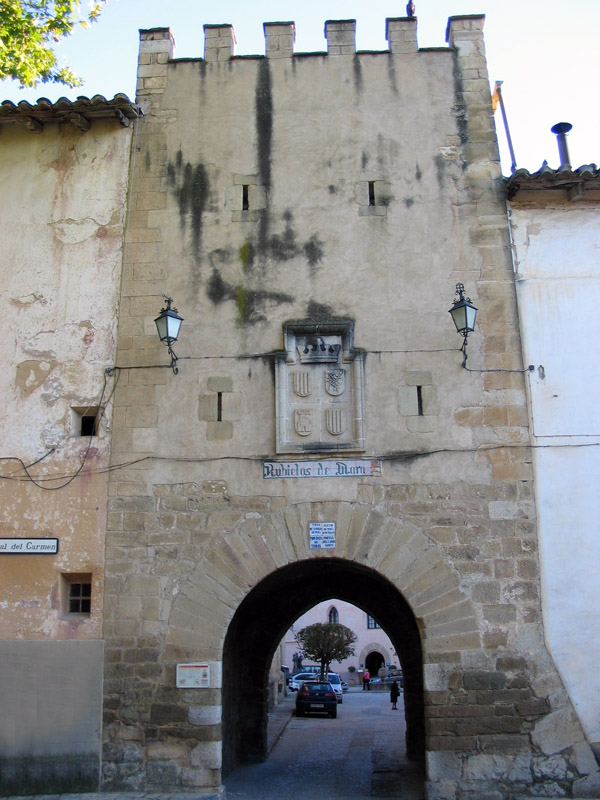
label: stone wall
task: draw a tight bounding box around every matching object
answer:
[101,16,599,799]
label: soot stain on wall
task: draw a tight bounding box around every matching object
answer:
[167,150,210,292]
[207,268,294,326]
[255,60,273,193]
[167,149,210,260]
[238,210,324,273]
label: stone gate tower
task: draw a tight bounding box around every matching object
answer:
[102,15,599,799]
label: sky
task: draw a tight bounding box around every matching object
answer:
[1,0,598,176]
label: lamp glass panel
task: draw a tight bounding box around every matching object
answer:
[450,304,467,333]
[155,314,168,341]
[166,313,182,341]
[465,305,477,332]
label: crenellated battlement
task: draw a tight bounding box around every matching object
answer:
[137,16,427,69]
[136,15,485,101]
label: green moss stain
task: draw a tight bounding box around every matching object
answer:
[235,284,249,324]
[206,269,294,326]
[239,240,255,273]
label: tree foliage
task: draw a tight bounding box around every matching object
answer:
[295,622,357,680]
[0,1,106,88]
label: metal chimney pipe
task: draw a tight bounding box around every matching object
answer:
[551,122,573,169]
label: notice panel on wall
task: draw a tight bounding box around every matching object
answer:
[0,538,58,554]
[176,663,211,689]
[309,522,336,549]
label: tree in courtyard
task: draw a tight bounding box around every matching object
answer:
[295,622,357,681]
[0,1,107,88]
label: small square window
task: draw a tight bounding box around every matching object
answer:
[71,407,102,437]
[62,573,92,615]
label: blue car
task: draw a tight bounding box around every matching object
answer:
[295,681,338,718]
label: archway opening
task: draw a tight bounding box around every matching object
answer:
[365,650,385,676]
[222,557,424,776]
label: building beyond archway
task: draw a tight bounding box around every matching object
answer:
[222,558,424,775]
[365,651,385,677]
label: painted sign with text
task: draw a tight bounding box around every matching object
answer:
[263,459,381,479]
[0,538,58,554]
[309,522,336,549]
[176,663,211,689]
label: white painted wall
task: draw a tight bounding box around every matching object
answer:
[510,202,600,745]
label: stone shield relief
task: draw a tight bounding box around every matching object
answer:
[275,323,365,453]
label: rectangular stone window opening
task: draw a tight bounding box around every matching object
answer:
[217,392,223,422]
[242,185,249,211]
[61,573,92,615]
[368,181,376,207]
[356,179,392,217]
[416,386,424,416]
[71,406,102,436]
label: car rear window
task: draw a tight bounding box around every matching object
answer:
[306,682,331,692]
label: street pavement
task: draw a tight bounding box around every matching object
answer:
[225,686,425,800]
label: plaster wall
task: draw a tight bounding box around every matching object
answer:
[0,119,131,639]
[0,117,132,793]
[510,202,600,747]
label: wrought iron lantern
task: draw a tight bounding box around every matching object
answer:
[154,296,183,374]
[448,283,477,367]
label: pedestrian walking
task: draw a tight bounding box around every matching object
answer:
[363,669,370,690]
[390,679,400,710]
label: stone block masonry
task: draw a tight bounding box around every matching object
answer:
[100,13,600,800]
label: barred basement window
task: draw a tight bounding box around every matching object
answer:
[62,574,92,615]
[367,614,380,629]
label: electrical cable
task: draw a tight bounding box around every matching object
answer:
[2,440,598,486]
[0,368,114,490]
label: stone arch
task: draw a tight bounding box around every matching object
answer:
[359,641,393,669]
[163,500,479,776]
[165,501,479,666]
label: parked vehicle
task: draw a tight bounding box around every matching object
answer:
[341,680,349,692]
[295,681,337,718]
[290,671,343,701]
[384,669,404,688]
[289,672,320,691]
[327,672,344,703]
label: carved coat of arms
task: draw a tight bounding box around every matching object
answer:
[325,368,345,396]
[294,409,313,436]
[325,408,346,436]
[292,371,312,397]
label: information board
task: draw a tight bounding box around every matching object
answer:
[309,522,336,549]
[176,663,211,689]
